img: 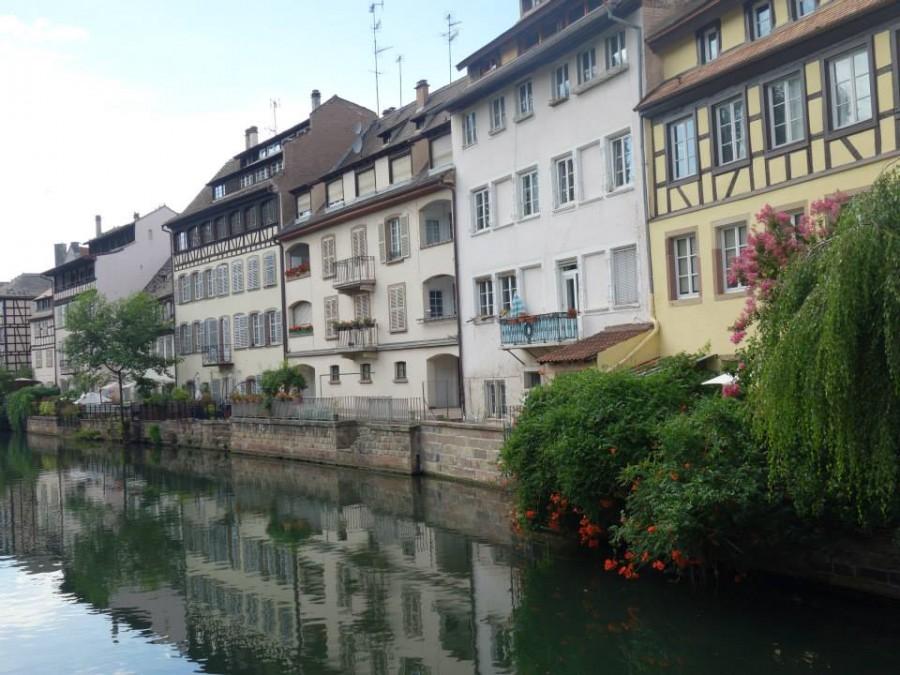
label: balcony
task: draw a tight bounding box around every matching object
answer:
[336,324,378,356]
[499,312,578,348]
[333,256,376,293]
[202,345,233,367]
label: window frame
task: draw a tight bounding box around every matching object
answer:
[498,273,518,313]
[718,222,749,293]
[747,1,773,40]
[462,111,478,147]
[605,31,627,69]
[517,80,534,119]
[671,233,700,300]
[394,361,407,382]
[577,46,597,85]
[553,154,576,208]
[667,114,698,183]
[489,96,507,132]
[608,132,633,190]
[518,167,540,218]
[698,22,721,64]
[791,0,818,20]
[713,95,748,167]
[473,187,491,232]
[764,71,806,151]
[825,45,875,135]
[552,62,570,102]
[476,277,495,319]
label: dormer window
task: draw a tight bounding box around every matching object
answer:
[792,0,817,19]
[296,191,311,220]
[750,2,773,39]
[390,154,412,184]
[521,0,545,15]
[327,178,344,208]
[213,184,225,200]
[356,167,376,196]
[699,24,720,64]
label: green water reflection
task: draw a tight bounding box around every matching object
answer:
[1,434,899,674]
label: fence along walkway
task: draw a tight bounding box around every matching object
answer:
[232,396,427,423]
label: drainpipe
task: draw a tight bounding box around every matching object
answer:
[606,3,655,300]
[443,172,466,418]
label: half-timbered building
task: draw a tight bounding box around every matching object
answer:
[0,274,50,374]
[640,0,900,358]
[165,93,375,399]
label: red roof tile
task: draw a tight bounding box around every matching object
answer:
[537,323,654,365]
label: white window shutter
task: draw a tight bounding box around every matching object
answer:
[221,316,231,350]
[612,246,638,306]
[248,256,260,290]
[174,326,182,355]
[198,320,207,353]
[263,252,276,287]
[232,261,244,293]
[377,222,386,263]
[324,296,338,338]
[400,215,410,258]
[241,315,250,348]
[389,283,407,332]
[273,311,283,345]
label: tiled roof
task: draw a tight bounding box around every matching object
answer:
[0,273,52,299]
[537,323,654,364]
[639,0,894,111]
[143,258,174,300]
[644,0,721,44]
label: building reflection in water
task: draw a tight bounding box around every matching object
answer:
[0,440,520,675]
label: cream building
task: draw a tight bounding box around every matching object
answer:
[28,288,55,385]
[278,80,464,412]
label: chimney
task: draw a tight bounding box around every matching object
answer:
[95,214,102,237]
[382,107,396,116]
[245,125,258,149]
[311,89,321,111]
[415,79,429,109]
[54,244,66,267]
[133,211,140,221]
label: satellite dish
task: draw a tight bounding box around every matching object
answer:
[353,121,363,134]
[352,136,363,154]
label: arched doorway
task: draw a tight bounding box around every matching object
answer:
[426,353,460,410]
[298,364,316,397]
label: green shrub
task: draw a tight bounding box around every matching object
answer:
[171,387,190,402]
[38,400,57,416]
[260,362,306,397]
[609,396,774,572]
[501,353,708,527]
[147,424,163,447]
[73,428,103,442]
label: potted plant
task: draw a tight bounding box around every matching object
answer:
[566,307,578,319]
[285,261,311,279]
[289,323,313,336]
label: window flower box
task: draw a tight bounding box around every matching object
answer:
[289,324,313,337]
[332,317,376,331]
[285,262,311,280]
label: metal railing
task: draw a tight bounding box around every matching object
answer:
[232,396,426,423]
[499,312,578,346]
[202,345,233,366]
[333,256,376,289]
[337,325,378,351]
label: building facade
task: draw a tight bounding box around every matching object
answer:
[640,0,900,357]
[0,274,51,374]
[449,0,654,418]
[143,259,177,385]
[46,207,176,391]
[29,289,55,385]
[278,80,463,410]
[166,94,375,400]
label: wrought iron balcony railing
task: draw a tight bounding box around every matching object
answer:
[499,312,578,347]
[333,256,376,292]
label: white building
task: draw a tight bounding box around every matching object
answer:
[46,207,177,392]
[166,94,375,400]
[28,288,55,385]
[449,0,654,418]
[278,80,464,410]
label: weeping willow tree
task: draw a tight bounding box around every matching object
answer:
[749,169,900,527]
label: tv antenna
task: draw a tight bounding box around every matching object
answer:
[369,2,391,113]
[442,13,461,83]
[396,54,403,107]
[267,98,280,135]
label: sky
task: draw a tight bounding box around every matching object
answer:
[0,1,516,279]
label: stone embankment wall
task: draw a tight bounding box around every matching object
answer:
[25,414,506,485]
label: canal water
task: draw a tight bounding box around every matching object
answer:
[1,434,899,674]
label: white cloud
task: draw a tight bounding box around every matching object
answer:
[0,15,89,43]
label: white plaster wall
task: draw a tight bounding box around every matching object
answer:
[453,10,650,417]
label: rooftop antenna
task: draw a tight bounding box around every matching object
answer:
[442,13,461,84]
[369,1,391,113]
[267,98,280,135]
[396,54,403,107]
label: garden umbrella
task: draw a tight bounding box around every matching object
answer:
[701,373,736,386]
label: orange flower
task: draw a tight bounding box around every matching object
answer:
[641,551,650,562]
[624,550,634,560]
[652,560,665,571]
[603,558,617,571]
[525,509,536,520]
[646,525,657,534]
[669,472,680,481]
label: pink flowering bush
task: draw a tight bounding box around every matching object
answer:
[727,194,848,345]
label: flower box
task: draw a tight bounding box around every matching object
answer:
[285,263,311,280]
[289,324,313,337]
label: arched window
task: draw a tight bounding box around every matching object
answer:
[286,243,310,277]
[289,301,313,336]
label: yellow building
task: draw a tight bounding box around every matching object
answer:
[639,0,900,359]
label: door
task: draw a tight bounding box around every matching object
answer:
[351,226,368,258]
[559,261,580,312]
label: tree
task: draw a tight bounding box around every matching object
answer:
[746,170,900,527]
[64,290,176,428]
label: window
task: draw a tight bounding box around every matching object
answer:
[668,116,697,180]
[577,47,597,85]
[266,310,282,345]
[190,227,201,248]
[490,96,506,132]
[321,236,336,278]
[388,283,407,332]
[261,199,277,225]
[193,321,203,353]
[250,313,264,347]
[356,167,376,196]
[424,218,449,246]
[767,74,805,147]
[324,296,339,339]
[180,323,191,354]
[559,261,580,312]
[829,48,872,130]
[296,192,311,220]
[390,154,412,184]
[291,301,312,329]
[428,289,444,319]
[360,363,372,383]
[750,2,772,39]
[792,0,817,19]
[353,293,371,320]
[673,234,699,298]
[473,188,491,231]
[177,231,188,252]
[519,169,540,217]
[232,260,244,293]
[720,223,748,291]
[383,216,408,262]
[394,361,407,381]
[553,63,570,100]
[229,211,243,235]
[216,264,229,297]
[714,97,746,164]
[247,255,260,290]
[498,273,517,313]
[178,275,190,304]
[263,252,277,287]
[245,206,258,230]
[484,380,507,418]
[286,243,310,272]
[192,271,203,301]
[699,24,720,64]
[554,155,575,207]
[233,314,249,349]
[605,31,626,69]
[329,365,340,384]
[214,216,227,240]
[201,221,213,244]
[476,278,495,318]
[205,269,215,298]
[609,133,633,188]
[430,135,453,168]
[517,80,534,117]
[612,245,639,306]
[463,111,477,147]
[327,179,344,207]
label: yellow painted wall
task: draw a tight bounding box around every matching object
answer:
[663,36,698,80]
[719,7,746,52]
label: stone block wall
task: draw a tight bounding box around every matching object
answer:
[26,416,61,436]
[349,422,418,474]
[230,417,348,465]
[418,421,506,485]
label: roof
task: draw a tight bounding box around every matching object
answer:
[0,273,52,299]
[143,258,174,300]
[537,323,654,364]
[175,95,374,223]
[639,0,895,112]
[644,0,721,45]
